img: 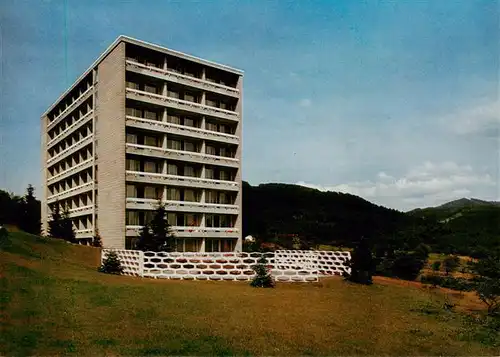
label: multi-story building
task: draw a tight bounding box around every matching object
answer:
[41,36,243,252]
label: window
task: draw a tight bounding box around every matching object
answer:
[167,188,180,201]
[206,146,216,155]
[144,186,158,199]
[168,90,179,99]
[126,134,137,144]
[126,159,140,171]
[144,161,156,173]
[184,117,194,127]
[219,192,228,204]
[144,84,157,94]
[219,124,226,133]
[144,110,157,120]
[206,122,217,132]
[184,189,195,202]
[185,214,197,226]
[126,82,139,90]
[126,184,137,198]
[168,139,181,150]
[205,214,214,228]
[184,239,201,252]
[206,190,217,204]
[126,211,139,225]
[167,164,178,175]
[220,215,230,227]
[184,166,195,177]
[167,213,176,226]
[184,142,195,152]
[145,136,158,147]
[219,170,229,181]
[167,115,181,125]
[205,168,214,179]
[220,102,227,110]
[184,92,195,102]
[206,99,216,107]
[219,147,227,157]
[144,210,155,224]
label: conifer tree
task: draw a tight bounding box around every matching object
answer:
[250,254,275,288]
[136,201,175,252]
[343,236,376,285]
[19,184,41,235]
[98,251,124,275]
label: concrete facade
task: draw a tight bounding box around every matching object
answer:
[41,36,243,251]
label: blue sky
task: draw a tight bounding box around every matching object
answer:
[1,0,498,211]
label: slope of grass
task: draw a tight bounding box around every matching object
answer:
[1,230,498,356]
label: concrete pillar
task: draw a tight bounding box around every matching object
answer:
[201,92,206,106]
[200,238,206,253]
[201,116,206,130]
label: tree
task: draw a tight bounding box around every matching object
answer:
[98,251,124,275]
[432,261,442,272]
[250,254,275,288]
[470,249,500,315]
[48,202,63,239]
[92,230,103,248]
[344,236,376,285]
[136,202,175,252]
[19,184,41,235]
[443,255,461,275]
[48,202,75,243]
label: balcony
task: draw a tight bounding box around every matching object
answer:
[126,171,239,191]
[47,158,93,185]
[47,135,94,167]
[48,110,94,149]
[76,228,93,239]
[126,143,239,168]
[126,198,239,215]
[126,88,239,122]
[126,59,240,98]
[47,204,93,220]
[126,225,239,238]
[47,182,94,204]
[126,116,239,145]
[48,87,93,131]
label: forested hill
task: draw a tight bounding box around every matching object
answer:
[242,182,410,249]
[408,198,500,257]
[242,183,500,256]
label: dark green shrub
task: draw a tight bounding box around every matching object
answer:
[432,261,442,271]
[343,236,376,285]
[421,274,475,292]
[98,251,124,275]
[443,255,461,275]
[250,255,275,288]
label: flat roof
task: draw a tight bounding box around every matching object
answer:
[42,35,244,117]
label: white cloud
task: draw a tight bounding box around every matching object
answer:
[298,98,312,107]
[296,161,496,211]
[444,100,500,138]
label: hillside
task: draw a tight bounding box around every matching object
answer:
[1,229,498,356]
[242,182,410,248]
[408,199,500,257]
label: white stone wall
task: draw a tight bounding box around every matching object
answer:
[102,249,351,282]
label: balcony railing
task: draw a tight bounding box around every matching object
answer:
[126,116,239,145]
[126,143,239,168]
[126,88,239,122]
[48,87,93,131]
[126,59,240,98]
[47,158,93,185]
[126,198,239,214]
[47,181,94,203]
[47,204,93,220]
[47,135,93,167]
[48,110,94,148]
[76,229,93,238]
[126,171,239,191]
[126,225,239,238]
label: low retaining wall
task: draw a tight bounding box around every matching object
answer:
[102,249,351,282]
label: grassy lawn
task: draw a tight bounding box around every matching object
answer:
[1,231,498,356]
